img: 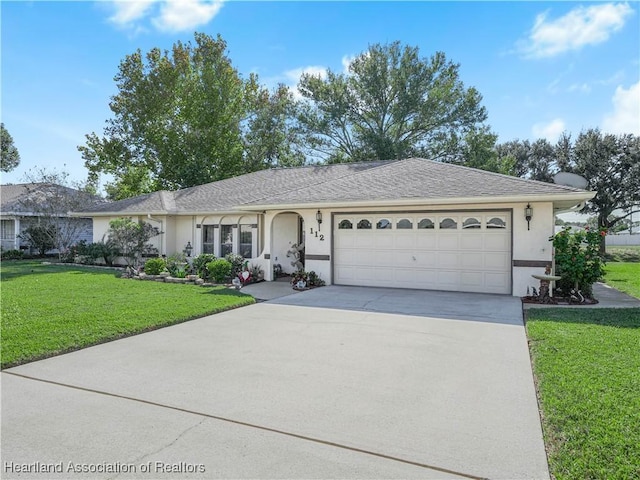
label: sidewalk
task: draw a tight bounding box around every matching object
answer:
[523,282,640,309]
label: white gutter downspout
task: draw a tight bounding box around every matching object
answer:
[147,214,164,255]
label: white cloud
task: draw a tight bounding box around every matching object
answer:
[602,81,640,134]
[108,0,155,26]
[284,66,327,83]
[283,65,327,99]
[341,55,356,74]
[520,2,634,58]
[532,118,566,141]
[106,0,223,33]
[567,83,592,94]
[152,0,223,33]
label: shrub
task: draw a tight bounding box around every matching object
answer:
[207,259,232,283]
[290,270,325,288]
[551,226,606,298]
[19,224,56,256]
[193,254,216,279]
[0,249,24,260]
[144,257,166,275]
[73,240,119,266]
[166,252,189,277]
[225,253,245,277]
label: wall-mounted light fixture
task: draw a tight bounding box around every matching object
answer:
[316,210,323,230]
[184,241,193,257]
[525,203,533,231]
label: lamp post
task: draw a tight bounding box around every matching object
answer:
[184,241,193,257]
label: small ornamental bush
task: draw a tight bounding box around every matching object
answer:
[225,253,245,277]
[0,249,24,260]
[207,259,232,283]
[193,254,216,279]
[166,252,189,277]
[144,257,166,275]
[551,226,606,298]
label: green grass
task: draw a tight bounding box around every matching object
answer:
[1,261,254,368]
[604,262,640,299]
[605,245,640,262]
[526,308,640,480]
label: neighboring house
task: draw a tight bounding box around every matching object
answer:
[0,183,97,253]
[74,158,594,296]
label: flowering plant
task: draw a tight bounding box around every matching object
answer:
[550,226,606,298]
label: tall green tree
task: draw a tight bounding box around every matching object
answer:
[242,84,305,170]
[494,139,531,178]
[297,41,488,163]
[1,123,21,172]
[80,33,296,200]
[572,129,640,253]
[454,126,521,176]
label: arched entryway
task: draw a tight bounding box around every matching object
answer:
[271,211,305,274]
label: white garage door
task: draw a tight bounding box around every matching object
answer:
[333,212,511,294]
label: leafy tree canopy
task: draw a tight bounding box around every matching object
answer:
[79,33,301,200]
[571,130,639,240]
[492,129,639,253]
[1,123,21,173]
[297,41,488,163]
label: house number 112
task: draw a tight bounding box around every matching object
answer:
[309,228,324,241]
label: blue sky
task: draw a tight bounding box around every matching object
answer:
[2,1,639,187]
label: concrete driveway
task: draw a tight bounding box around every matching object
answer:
[1,286,549,480]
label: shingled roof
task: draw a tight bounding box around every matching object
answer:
[1,183,103,215]
[76,158,591,215]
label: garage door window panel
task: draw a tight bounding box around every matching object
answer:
[439,217,458,229]
[397,218,413,229]
[462,217,482,229]
[417,218,435,229]
[487,217,507,229]
[357,219,372,229]
[338,219,353,229]
[376,219,392,229]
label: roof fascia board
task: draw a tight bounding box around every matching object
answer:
[71,209,263,217]
[236,192,595,211]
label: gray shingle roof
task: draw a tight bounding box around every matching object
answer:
[1,183,103,215]
[76,158,589,215]
[81,161,392,214]
[244,157,586,206]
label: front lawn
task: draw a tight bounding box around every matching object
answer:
[605,245,640,262]
[1,261,254,368]
[604,262,640,299]
[526,308,640,480]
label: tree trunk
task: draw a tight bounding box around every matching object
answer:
[598,214,607,256]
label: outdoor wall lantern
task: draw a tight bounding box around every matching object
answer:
[184,241,193,257]
[525,203,533,231]
[316,210,323,230]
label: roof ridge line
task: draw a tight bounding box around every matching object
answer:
[240,160,402,206]
[418,158,585,192]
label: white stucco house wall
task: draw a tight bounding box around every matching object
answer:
[74,158,594,297]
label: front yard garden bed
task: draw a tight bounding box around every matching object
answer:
[0,261,254,368]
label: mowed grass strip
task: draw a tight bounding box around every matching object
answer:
[604,262,640,299]
[605,245,640,263]
[526,308,640,480]
[1,261,254,368]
